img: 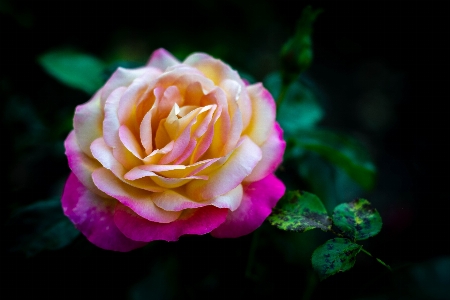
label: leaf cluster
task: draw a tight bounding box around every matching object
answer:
[269,191,385,280]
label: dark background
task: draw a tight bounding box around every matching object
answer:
[1,0,449,299]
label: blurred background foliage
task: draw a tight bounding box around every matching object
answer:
[1,0,449,299]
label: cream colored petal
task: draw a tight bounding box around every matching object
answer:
[73,89,103,158]
[103,86,126,148]
[242,83,276,145]
[101,67,160,106]
[185,136,262,201]
[146,48,180,71]
[119,125,145,159]
[142,141,174,164]
[90,137,164,192]
[244,122,285,182]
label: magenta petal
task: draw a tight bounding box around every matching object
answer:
[210,174,285,238]
[114,204,228,242]
[61,173,146,251]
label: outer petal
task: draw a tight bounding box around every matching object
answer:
[243,83,276,145]
[147,48,180,71]
[183,53,242,86]
[64,130,106,197]
[114,204,228,242]
[101,67,158,105]
[244,122,286,182]
[211,174,285,238]
[61,173,146,251]
[73,89,103,157]
[92,168,181,223]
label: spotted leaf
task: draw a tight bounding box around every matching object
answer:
[332,198,382,240]
[268,190,331,232]
[311,238,362,280]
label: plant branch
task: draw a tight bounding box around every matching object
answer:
[360,247,392,272]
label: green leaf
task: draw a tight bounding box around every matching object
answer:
[9,198,80,257]
[264,72,324,131]
[281,6,322,80]
[311,238,362,280]
[38,49,106,94]
[268,190,332,232]
[294,129,376,190]
[332,198,382,240]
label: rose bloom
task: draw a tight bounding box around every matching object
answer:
[62,49,286,251]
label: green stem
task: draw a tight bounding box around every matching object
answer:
[328,227,345,238]
[360,247,392,272]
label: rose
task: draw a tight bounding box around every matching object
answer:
[62,48,286,251]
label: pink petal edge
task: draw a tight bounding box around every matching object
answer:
[147,48,180,71]
[210,174,285,238]
[61,173,146,251]
[114,204,228,242]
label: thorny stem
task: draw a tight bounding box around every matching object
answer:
[360,247,393,272]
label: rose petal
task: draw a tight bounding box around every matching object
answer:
[151,174,205,189]
[101,67,156,106]
[157,86,184,120]
[160,105,215,164]
[146,48,180,71]
[64,130,106,197]
[92,168,181,223]
[125,157,221,180]
[151,189,207,211]
[184,53,242,86]
[190,104,222,163]
[142,141,174,164]
[220,78,252,132]
[211,174,285,238]
[243,83,276,145]
[185,136,262,201]
[73,90,103,157]
[207,183,243,211]
[151,67,213,98]
[184,81,207,106]
[244,122,286,182]
[151,183,242,212]
[200,88,231,157]
[117,71,159,133]
[126,164,187,179]
[119,125,145,159]
[103,86,126,148]
[62,173,146,251]
[90,137,164,192]
[103,87,143,169]
[139,108,154,155]
[114,204,228,242]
